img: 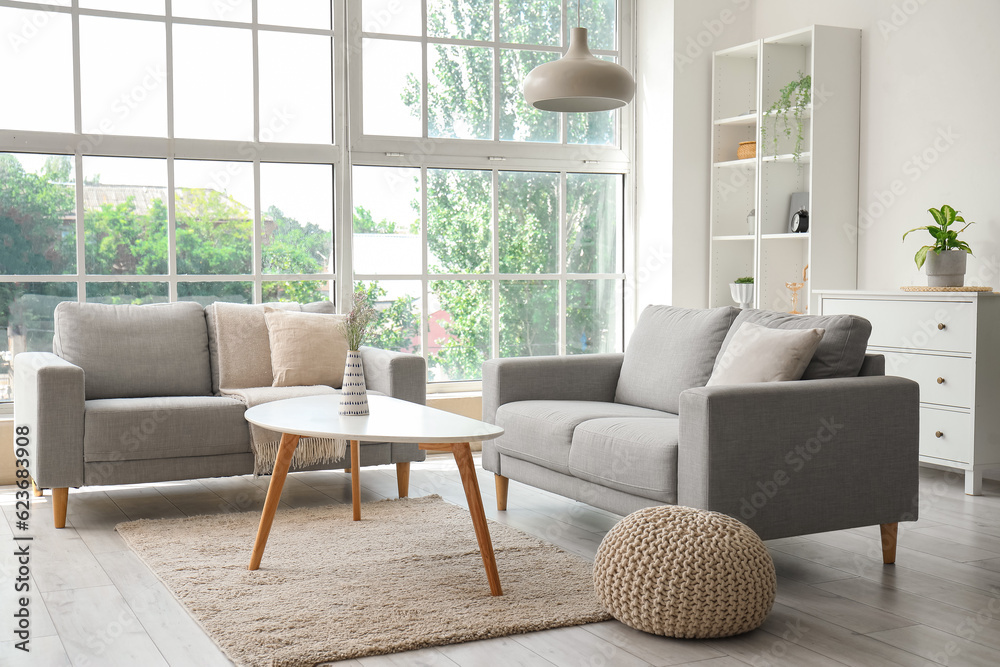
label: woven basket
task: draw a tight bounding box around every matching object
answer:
[737,141,756,159]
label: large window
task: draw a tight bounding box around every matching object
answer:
[0,0,631,400]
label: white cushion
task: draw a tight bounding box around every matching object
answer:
[707,322,825,386]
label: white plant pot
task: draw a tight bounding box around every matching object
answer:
[925,249,968,287]
[730,283,754,309]
[339,350,370,416]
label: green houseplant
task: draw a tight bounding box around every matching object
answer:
[730,276,754,309]
[760,73,811,162]
[902,204,975,287]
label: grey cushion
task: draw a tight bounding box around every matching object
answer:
[716,309,872,379]
[568,417,679,503]
[83,396,250,462]
[54,301,212,400]
[493,400,668,476]
[615,305,739,413]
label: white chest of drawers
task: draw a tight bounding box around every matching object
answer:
[818,290,1000,495]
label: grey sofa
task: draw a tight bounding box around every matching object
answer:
[483,305,920,563]
[14,300,426,528]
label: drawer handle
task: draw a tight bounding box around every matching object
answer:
[937,377,945,384]
[935,431,944,438]
[938,323,946,330]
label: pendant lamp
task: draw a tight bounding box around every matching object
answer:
[522,5,635,113]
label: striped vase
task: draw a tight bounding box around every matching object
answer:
[338,350,370,416]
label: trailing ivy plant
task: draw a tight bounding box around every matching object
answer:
[760,72,811,162]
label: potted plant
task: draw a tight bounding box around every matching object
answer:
[760,72,811,163]
[902,204,975,287]
[730,276,754,309]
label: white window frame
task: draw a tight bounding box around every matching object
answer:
[343,0,636,391]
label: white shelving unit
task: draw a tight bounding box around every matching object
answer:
[709,26,861,314]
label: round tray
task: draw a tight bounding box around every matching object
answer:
[900,285,994,292]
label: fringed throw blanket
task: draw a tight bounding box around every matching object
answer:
[223,386,348,476]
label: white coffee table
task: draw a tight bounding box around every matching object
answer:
[243,394,506,595]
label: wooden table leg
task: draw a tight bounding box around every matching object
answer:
[249,433,300,570]
[350,439,361,521]
[424,442,502,596]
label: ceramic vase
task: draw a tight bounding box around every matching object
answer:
[924,249,968,287]
[339,350,370,416]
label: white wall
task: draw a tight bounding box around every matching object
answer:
[750,0,1000,290]
[635,0,755,310]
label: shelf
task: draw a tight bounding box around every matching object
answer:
[761,152,811,164]
[715,42,758,59]
[713,235,755,241]
[764,26,813,46]
[714,113,757,127]
[713,158,757,168]
[761,233,809,240]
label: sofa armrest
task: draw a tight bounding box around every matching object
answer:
[12,352,86,488]
[482,354,625,424]
[677,376,919,540]
[358,346,426,405]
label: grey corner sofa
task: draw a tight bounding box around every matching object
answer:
[14,300,426,528]
[483,305,920,563]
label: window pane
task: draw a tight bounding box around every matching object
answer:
[81,0,164,14]
[81,17,167,137]
[579,0,616,51]
[429,279,490,381]
[263,280,332,304]
[83,157,168,275]
[568,110,615,146]
[174,160,253,275]
[498,171,558,274]
[500,49,559,142]
[86,282,168,304]
[352,166,420,276]
[261,162,333,276]
[177,282,252,305]
[428,44,492,140]
[172,0,250,23]
[259,32,332,144]
[0,154,76,275]
[0,8,74,132]
[427,169,490,275]
[428,0,492,41]
[500,0,560,46]
[566,173,621,273]
[357,280,421,355]
[173,25,253,141]
[362,39,421,137]
[361,0,421,36]
[499,280,558,357]
[566,279,620,355]
[1,282,77,400]
[259,0,331,29]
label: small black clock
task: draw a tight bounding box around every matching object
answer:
[790,209,809,233]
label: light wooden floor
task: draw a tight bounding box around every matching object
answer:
[4,460,1000,667]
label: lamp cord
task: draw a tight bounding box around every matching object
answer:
[577,0,581,27]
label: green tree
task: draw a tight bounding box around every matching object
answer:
[353,205,399,234]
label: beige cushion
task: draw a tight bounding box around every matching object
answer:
[707,322,824,386]
[264,308,349,388]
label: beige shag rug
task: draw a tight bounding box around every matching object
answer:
[116,495,609,667]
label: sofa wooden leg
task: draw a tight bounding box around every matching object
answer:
[880,522,898,564]
[32,479,43,497]
[396,462,410,498]
[495,475,509,511]
[52,488,68,529]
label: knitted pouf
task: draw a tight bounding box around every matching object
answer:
[593,505,776,638]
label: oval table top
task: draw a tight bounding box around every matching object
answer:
[244,394,505,443]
